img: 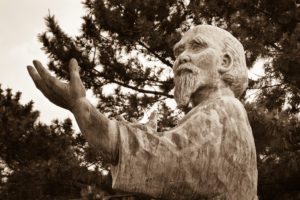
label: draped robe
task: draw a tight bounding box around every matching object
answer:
[102,97,257,200]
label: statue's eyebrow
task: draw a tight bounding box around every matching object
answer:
[189,36,208,47]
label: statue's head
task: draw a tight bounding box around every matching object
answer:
[173,25,248,107]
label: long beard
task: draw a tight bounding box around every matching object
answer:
[174,67,202,107]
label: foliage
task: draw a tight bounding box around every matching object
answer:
[0,86,112,200]
[246,103,300,199]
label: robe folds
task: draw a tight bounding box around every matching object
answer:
[110,96,258,200]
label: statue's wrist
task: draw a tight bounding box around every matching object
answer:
[70,97,89,114]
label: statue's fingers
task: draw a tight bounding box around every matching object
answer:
[32,60,67,95]
[32,60,56,84]
[69,58,85,97]
[27,65,46,90]
[27,66,68,108]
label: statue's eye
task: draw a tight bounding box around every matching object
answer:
[174,46,185,56]
[191,43,203,50]
[190,37,207,51]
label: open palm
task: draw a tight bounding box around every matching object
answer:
[27,59,86,111]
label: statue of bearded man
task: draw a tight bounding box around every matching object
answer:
[27,25,258,200]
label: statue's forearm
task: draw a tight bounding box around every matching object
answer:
[71,97,119,163]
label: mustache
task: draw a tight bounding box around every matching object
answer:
[174,63,199,76]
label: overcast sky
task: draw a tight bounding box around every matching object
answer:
[0,0,264,130]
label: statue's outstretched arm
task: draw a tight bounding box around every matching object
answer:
[27,59,118,163]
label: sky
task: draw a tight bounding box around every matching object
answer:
[0,0,264,130]
[0,0,89,130]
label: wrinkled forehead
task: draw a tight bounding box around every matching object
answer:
[184,26,217,39]
[174,25,226,50]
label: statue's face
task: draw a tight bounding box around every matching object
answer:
[173,28,222,107]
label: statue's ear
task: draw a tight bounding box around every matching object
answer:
[219,53,233,74]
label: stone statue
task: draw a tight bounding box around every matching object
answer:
[27,25,258,200]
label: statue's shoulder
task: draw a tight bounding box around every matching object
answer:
[207,96,249,124]
[216,96,252,135]
[217,96,248,116]
[217,96,246,110]
[196,96,246,115]
[179,96,245,125]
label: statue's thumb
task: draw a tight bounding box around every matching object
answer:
[69,58,85,97]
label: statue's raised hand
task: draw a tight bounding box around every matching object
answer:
[27,58,86,111]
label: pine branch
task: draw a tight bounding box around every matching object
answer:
[89,68,173,98]
[133,77,173,85]
[267,42,282,51]
[100,78,173,98]
[137,41,173,67]
[251,5,272,17]
[259,84,285,90]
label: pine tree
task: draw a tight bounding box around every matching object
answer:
[36,0,299,199]
[0,86,112,200]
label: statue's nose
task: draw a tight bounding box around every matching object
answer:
[179,54,191,64]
